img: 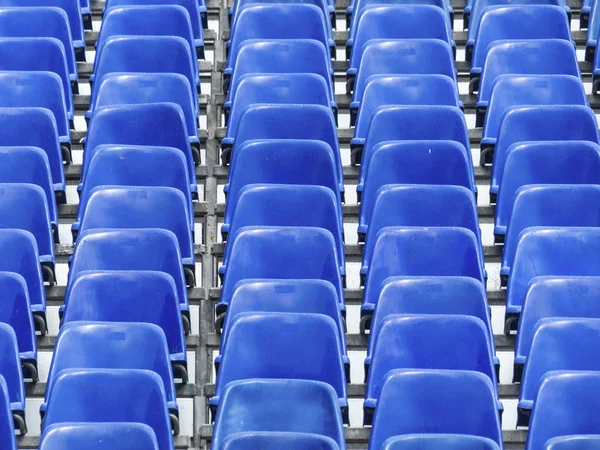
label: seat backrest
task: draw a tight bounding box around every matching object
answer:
[0,323,24,410]
[382,434,500,450]
[0,273,35,364]
[544,436,600,450]
[222,432,340,450]
[0,376,15,450]
[39,423,159,450]
[230,0,331,28]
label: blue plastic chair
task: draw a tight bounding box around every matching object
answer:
[481,75,587,141]
[586,0,600,60]
[211,313,348,416]
[502,185,600,277]
[225,139,341,204]
[351,40,456,110]
[0,376,15,450]
[227,40,334,101]
[224,73,335,143]
[225,5,334,76]
[39,423,159,450]
[382,435,500,450]
[347,5,454,77]
[78,145,193,227]
[87,73,199,146]
[76,187,194,270]
[222,185,343,275]
[0,323,25,430]
[506,228,600,327]
[218,227,343,316]
[515,276,600,381]
[229,0,334,29]
[84,104,197,193]
[526,372,600,450]
[222,432,340,450]
[43,369,174,450]
[359,140,475,204]
[369,370,503,450]
[357,106,471,189]
[364,315,498,425]
[351,75,461,144]
[62,270,187,377]
[360,186,481,272]
[0,229,46,333]
[362,227,485,316]
[69,229,190,326]
[104,0,206,40]
[545,436,600,450]
[590,49,600,92]
[81,0,92,27]
[212,379,345,450]
[0,147,58,232]
[0,7,77,86]
[469,5,571,65]
[91,36,199,99]
[489,107,600,198]
[519,318,600,426]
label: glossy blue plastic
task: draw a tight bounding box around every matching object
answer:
[0,147,58,230]
[469,5,571,66]
[0,323,24,415]
[43,369,174,450]
[490,107,600,197]
[586,0,600,59]
[482,75,587,145]
[362,227,485,315]
[507,228,600,317]
[211,379,345,450]
[544,436,600,450]
[351,75,461,144]
[211,313,347,411]
[0,377,15,450]
[519,319,600,423]
[365,315,498,425]
[382,435,500,450]
[359,140,475,205]
[526,372,600,450]
[229,0,333,29]
[70,229,189,314]
[76,187,194,267]
[502,185,600,276]
[0,7,77,83]
[39,423,159,450]
[222,432,340,450]
[369,370,503,450]
[218,227,343,314]
[347,5,454,77]
[63,271,186,366]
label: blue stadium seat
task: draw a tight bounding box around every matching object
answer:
[489,107,600,199]
[364,315,498,425]
[526,372,600,450]
[77,145,193,226]
[502,185,600,278]
[221,185,343,273]
[362,227,485,316]
[81,0,92,28]
[69,229,190,327]
[469,5,571,65]
[356,106,471,188]
[582,0,592,25]
[40,423,159,450]
[0,230,46,334]
[347,5,454,77]
[42,369,174,450]
[91,36,199,99]
[211,379,345,450]
[225,139,342,204]
[229,0,334,29]
[381,435,500,450]
[351,75,461,144]
[222,432,340,450]
[519,319,600,426]
[369,370,503,450]
[223,73,335,148]
[0,39,73,125]
[351,40,456,109]
[506,228,600,328]
[75,187,194,272]
[227,40,334,101]
[544,436,600,450]
[0,7,78,87]
[217,227,343,316]
[586,0,600,60]
[62,271,187,378]
[359,140,475,204]
[84,104,197,191]
[589,50,600,92]
[0,376,15,450]
[0,323,24,432]
[0,147,58,232]
[481,75,587,139]
[515,276,600,381]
